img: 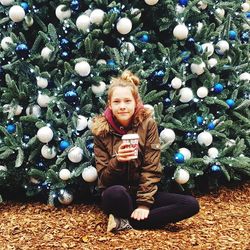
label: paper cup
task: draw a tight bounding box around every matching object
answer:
[121,134,139,159]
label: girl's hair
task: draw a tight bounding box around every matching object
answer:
[107,70,142,105]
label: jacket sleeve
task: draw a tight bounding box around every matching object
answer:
[136,119,162,207]
[94,135,126,187]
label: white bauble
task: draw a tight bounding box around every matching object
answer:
[55,4,71,21]
[14,105,23,116]
[179,148,191,160]
[76,15,91,32]
[241,3,250,12]
[116,17,132,35]
[0,165,7,171]
[171,77,182,89]
[37,94,50,107]
[0,0,14,5]
[87,118,93,130]
[59,169,71,181]
[179,87,193,103]
[37,126,53,143]
[197,22,203,33]
[175,169,190,184]
[197,86,208,98]
[144,0,159,5]
[173,24,189,40]
[144,104,154,116]
[41,47,53,61]
[26,104,41,117]
[239,72,250,81]
[76,115,88,131]
[215,8,225,18]
[9,5,25,22]
[215,40,229,55]
[24,16,34,27]
[197,131,213,146]
[90,9,105,25]
[36,76,48,88]
[197,1,207,10]
[30,177,40,184]
[176,4,185,14]
[201,43,214,57]
[1,37,13,51]
[191,61,206,75]
[160,128,175,144]
[68,146,83,163]
[97,59,106,65]
[58,189,73,205]
[41,145,56,159]
[131,8,141,19]
[208,147,219,158]
[75,61,91,77]
[207,58,218,68]
[225,139,236,147]
[121,42,135,53]
[82,166,98,182]
[91,81,106,96]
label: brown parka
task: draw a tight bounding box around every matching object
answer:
[91,107,162,208]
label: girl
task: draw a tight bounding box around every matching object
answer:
[91,70,199,233]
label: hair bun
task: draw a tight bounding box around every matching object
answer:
[121,70,140,86]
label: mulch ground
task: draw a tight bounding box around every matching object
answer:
[0,182,249,250]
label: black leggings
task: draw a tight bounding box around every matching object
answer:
[102,185,200,229]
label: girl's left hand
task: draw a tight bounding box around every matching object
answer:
[131,206,149,221]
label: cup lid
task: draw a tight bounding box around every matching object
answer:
[122,133,139,140]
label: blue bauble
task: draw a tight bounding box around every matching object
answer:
[241,31,249,43]
[154,70,165,77]
[214,83,224,93]
[108,7,120,14]
[60,38,71,50]
[60,51,71,61]
[36,161,46,170]
[139,34,149,43]
[174,152,185,163]
[15,43,29,58]
[211,164,221,172]
[64,90,79,105]
[178,0,188,7]
[181,51,191,63]
[23,135,30,143]
[70,0,80,11]
[60,140,70,151]
[107,59,116,67]
[246,12,250,18]
[20,2,29,13]
[207,121,215,130]
[229,30,237,40]
[226,99,235,108]
[163,97,171,107]
[6,124,16,134]
[196,116,204,125]
[185,37,195,50]
[86,142,94,153]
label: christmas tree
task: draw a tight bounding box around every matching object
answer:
[0,0,249,205]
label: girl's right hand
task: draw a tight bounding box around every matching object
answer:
[116,142,136,162]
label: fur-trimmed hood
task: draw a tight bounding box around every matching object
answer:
[91,107,153,137]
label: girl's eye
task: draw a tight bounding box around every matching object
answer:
[125,100,131,103]
[113,100,119,103]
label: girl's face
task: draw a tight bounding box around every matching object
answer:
[109,86,136,127]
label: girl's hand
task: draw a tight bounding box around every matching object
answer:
[116,142,136,162]
[131,206,150,221]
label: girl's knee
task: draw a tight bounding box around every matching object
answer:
[102,185,128,201]
[185,196,200,215]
